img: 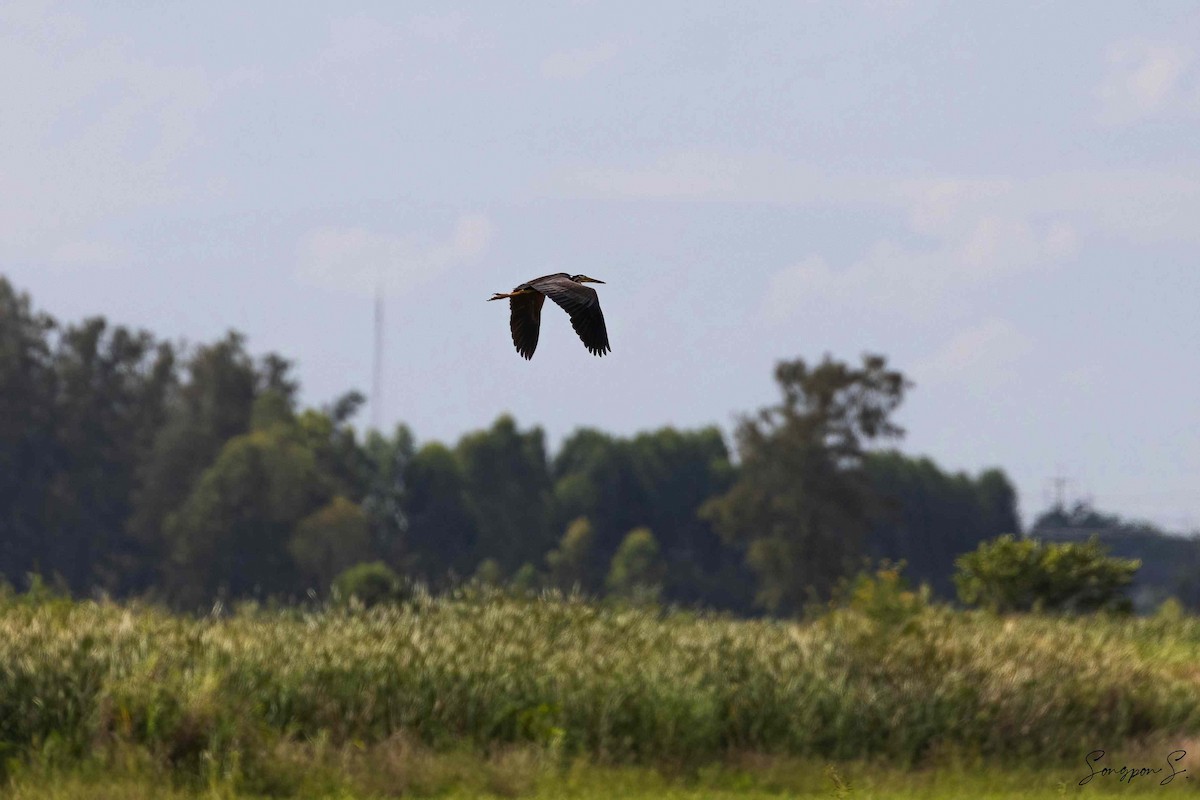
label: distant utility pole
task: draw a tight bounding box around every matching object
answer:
[1044,471,1073,512]
[371,283,384,431]
[1052,474,1069,510]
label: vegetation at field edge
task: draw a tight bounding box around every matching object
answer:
[2,584,1199,797]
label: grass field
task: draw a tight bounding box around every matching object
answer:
[2,583,1199,797]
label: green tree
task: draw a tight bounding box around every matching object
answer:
[456,415,554,571]
[0,278,56,584]
[703,354,909,614]
[46,319,176,593]
[553,429,640,559]
[361,424,415,565]
[954,534,1139,613]
[163,395,327,606]
[864,453,1020,598]
[129,334,305,593]
[129,334,263,569]
[553,426,744,609]
[606,528,664,601]
[976,468,1021,542]
[0,279,177,594]
[626,427,741,607]
[403,443,477,581]
[299,392,372,499]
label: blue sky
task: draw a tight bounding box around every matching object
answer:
[3,1,1199,530]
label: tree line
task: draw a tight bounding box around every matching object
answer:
[0,276,1022,613]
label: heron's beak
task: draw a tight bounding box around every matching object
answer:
[588,278,606,284]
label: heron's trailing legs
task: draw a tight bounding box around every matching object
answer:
[488,288,537,301]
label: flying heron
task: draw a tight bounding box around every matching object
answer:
[488,273,610,359]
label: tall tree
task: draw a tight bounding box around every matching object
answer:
[45,318,174,592]
[456,415,554,571]
[164,394,327,606]
[624,427,740,606]
[703,354,909,614]
[402,443,477,582]
[553,429,642,558]
[863,453,1020,597]
[128,333,295,587]
[0,278,56,584]
[300,391,372,500]
[361,423,415,566]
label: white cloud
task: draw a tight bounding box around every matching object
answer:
[296,214,494,296]
[912,318,1033,390]
[904,178,1015,235]
[1096,40,1198,125]
[765,213,1078,321]
[541,41,621,81]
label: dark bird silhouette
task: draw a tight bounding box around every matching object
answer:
[488,273,610,359]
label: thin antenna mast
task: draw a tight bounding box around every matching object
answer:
[371,282,383,431]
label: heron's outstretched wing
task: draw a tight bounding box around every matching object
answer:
[509,292,545,360]
[532,276,610,356]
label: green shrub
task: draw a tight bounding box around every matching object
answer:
[954,534,1139,613]
[510,563,542,593]
[472,558,504,587]
[330,562,409,607]
[835,563,930,627]
[606,528,664,601]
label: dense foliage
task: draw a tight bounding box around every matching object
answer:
[955,534,1140,613]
